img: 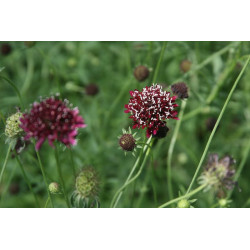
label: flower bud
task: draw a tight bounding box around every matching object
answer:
[171,82,189,99]
[180,60,192,73]
[85,83,99,96]
[1,43,12,56]
[133,65,150,81]
[152,125,169,139]
[49,182,60,194]
[177,199,190,208]
[119,134,136,151]
[5,112,23,138]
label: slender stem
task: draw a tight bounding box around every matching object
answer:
[152,42,167,83]
[0,75,24,109]
[112,139,153,208]
[69,148,76,177]
[16,155,40,208]
[35,148,54,208]
[186,55,250,194]
[110,137,151,208]
[0,110,6,125]
[44,197,50,208]
[158,184,206,208]
[55,145,70,207]
[0,144,12,185]
[167,100,187,201]
[21,50,34,94]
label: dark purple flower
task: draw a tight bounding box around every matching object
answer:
[125,84,178,138]
[20,96,86,150]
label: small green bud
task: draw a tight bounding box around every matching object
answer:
[5,112,23,138]
[67,57,77,68]
[49,182,60,194]
[177,199,190,208]
[218,198,231,208]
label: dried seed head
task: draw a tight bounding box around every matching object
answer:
[1,43,12,55]
[5,112,23,138]
[180,60,192,73]
[133,65,150,81]
[171,82,189,99]
[198,154,236,194]
[49,182,60,194]
[152,125,169,139]
[85,83,99,96]
[75,167,99,199]
[119,134,136,151]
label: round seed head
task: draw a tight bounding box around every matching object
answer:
[119,134,136,151]
[85,83,99,96]
[171,82,189,99]
[133,65,150,81]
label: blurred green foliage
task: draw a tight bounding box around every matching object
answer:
[0,41,250,208]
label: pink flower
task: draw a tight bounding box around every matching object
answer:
[125,84,178,137]
[20,96,86,150]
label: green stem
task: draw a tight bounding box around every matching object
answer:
[55,145,70,207]
[0,76,24,109]
[110,137,151,208]
[44,197,50,208]
[167,100,187,201]
[16,155,40,208]
[69,148,76,177]
[158,184,206,208]
[0,110,6,125]
[35,148,54,208]
[186,55,250,194]
[0,144,12,185]
[152,42,167,83]
[21,50,34,94]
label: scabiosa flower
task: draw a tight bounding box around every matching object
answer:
[125,84,178,138]
[118,128,141,156]
[20,95,86,150]
[171,82,189,99]
[133,65,150,81]
[49,182,60,194]
[198,154,236,193]
[71,167,100,208]
[152,124,169,139]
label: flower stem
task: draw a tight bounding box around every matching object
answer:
[54,145,70,207]
[16,155,40,208]
[110,137,152,208]
[152,42,167,83]
[167,100,187,201]
[186,55,250,195]
[44,197,50,208]
[158,184,206,208]
[69,147,76,177]
[35,148,54,208]
[0,144,12,185]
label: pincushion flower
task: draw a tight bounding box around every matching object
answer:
[20,96,86,150]
[124,84,178,137]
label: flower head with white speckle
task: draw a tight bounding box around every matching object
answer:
[124,84,178,137]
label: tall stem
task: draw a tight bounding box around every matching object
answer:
[167,100,187,201]
[35,148,54,208]
[158,184,206,208]
[55,145,70,207]
[110,137,152,208]
[69,148,76,177]
[16,155,40,208]
[152,42,167,83]
[186,55,250,194]
[0,144,12,185]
